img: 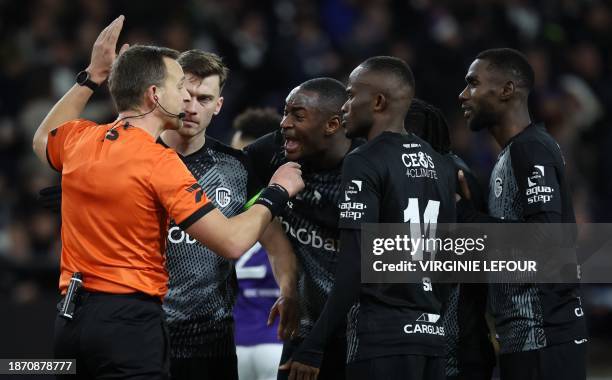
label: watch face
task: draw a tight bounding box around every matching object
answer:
[76,71,89,85]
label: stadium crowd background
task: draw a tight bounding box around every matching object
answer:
[0,0,610,376]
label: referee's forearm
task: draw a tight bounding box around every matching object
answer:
[33,84,94,163]
[224,204,274,258]
[186,205,274,260]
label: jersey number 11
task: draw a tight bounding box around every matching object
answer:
[403,198,440,261]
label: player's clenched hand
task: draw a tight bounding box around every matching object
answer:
[269,162,304,197]
[268,294,298,340]
[279,358,320,380]
[86,15,129,84]
[455,169,471,202]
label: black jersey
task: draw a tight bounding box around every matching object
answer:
[486,124,586,353]
[294,132,456,367]
[341,132,456,361]
[245,130,362,339]
[161,136,260,359]
[292,132,457,368]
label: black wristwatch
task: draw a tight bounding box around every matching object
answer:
[76,70,99,91]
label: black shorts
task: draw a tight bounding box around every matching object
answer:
[277,336,346,380]
[499,341,587,380]
[447,344,495,380]
[170,355,238,380]
[54,292,169,380]
[346,354,444,380]
[447,365,494,380]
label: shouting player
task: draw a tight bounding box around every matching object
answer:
[245,77,359,380]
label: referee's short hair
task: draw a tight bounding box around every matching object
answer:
[476,48,534,91]
[299,77,347,115]
[109,45,179,112]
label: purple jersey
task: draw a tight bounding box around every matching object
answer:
[234,243,281,346]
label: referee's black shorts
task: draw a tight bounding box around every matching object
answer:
[499,341,587,380]
[54,291,170,379]
[346,354,444,380]
[277,335,346,380]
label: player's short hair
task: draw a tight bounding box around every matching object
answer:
[299,77,347,115]
[109,45,179,112]
[232,108,281,140]
[360,56,415,91]
[178,50,229,91]
[406,98,451,154]
[476,48,534,91]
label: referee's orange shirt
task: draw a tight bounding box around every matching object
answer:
[47,119,214,298]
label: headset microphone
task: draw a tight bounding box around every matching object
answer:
[154,96,186,120]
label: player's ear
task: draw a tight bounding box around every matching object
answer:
[324,115,342,135]
[373,93,387,112]
[214,96,224,115]
[500,80,515,101]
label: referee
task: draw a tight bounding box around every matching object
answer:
[31,16,303,379]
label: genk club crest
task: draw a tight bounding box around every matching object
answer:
[215,187,231,208]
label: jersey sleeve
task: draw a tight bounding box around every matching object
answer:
[150,150,215,229]
[46,119,97,171]
[338,152,381,229]
[510,141,562,219]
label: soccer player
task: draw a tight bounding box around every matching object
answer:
[245,78,358,380]
[457,48,587,380]
[231,108,280,149]
[285,56,457,380]
[231,108,289,380]
[31,17,303,379]
[159,51,297,380]
[406,99,495,380]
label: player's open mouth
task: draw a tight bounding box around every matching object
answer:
[461,106,472,119]
[284,138,301,153]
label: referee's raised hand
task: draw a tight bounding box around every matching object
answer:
[86,15,129,85]
[269,161,305,197]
